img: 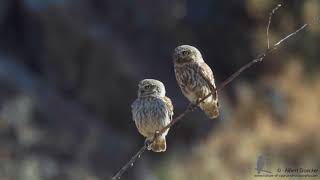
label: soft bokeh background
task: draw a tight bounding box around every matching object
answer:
[0,0,319,179]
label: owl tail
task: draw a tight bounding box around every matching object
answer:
[147,136,167,152]
[200,100,219,119]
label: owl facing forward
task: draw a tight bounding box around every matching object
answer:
[173,45,219,119]
[131,79,173,152]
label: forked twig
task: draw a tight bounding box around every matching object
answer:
[267,4,282,49]
[110,5,310,180]
[218,22,308,91]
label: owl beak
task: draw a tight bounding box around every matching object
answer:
[177,57,188,64]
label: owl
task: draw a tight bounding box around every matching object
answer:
[173,45,219,119]
[131,79,173,152]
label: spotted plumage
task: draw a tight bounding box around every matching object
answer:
[173,45,219,119]
[131,79,173,152]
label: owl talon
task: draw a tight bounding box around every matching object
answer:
[187,104,198,111]
[196,98,202,105]
[155,130,160,136]
[144,139,152,150]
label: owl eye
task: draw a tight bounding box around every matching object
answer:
[144,85,152,89]
[182,50,190,56]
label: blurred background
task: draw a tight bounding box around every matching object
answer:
[0,0,319,179]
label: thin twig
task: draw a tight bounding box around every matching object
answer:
[218,23,308,91]
[273,24,308,47]
[267,4,282,49]
[110,7,310,180]
[110,145,148,180]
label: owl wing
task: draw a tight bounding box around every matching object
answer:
[198,62,217,98]
[163,96,174,121]
[131,99,139,122]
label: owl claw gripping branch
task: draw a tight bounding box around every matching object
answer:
[131,79,174,152]
[173,45,219,119]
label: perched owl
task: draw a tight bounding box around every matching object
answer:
[173,45,219,119]
[131,79,173,152]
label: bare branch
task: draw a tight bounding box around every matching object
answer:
[273,24,308,47]
[110,145,148,180]
[110,6,310,180]
[267,4,282,49]
[218,23,308,91]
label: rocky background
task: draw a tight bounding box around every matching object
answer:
[0,0,319,179]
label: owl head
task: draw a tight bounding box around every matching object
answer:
[137,79,166,97]
[173,45,204,65]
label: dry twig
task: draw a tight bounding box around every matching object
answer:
[267,4,282,49]
[110,4,310,180]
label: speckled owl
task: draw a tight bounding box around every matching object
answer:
[173,45,219,119]
[131,79,173,152]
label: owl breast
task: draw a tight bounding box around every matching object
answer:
[175,64,210,103]
[132,96,170,138]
